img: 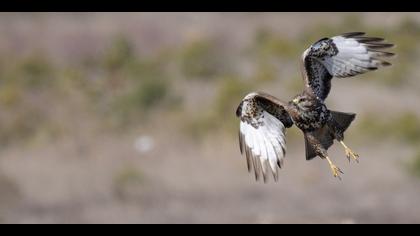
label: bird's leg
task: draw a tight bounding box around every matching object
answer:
[325,156,343,180]
[339,141,359,163]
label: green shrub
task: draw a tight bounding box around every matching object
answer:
[103,35,136,72]
[183,113,218,141]
[182,75,252,140]
[214,76,253,133]
[254,28,301,60]
[111,76,170,127]
[16,54,54,88]
[358,112,420,144]
[214,76,252,119]
[137,78,169,109]
[113,166,144,200]
[357,114,384,139]
[0,82,23,107]
[179,40,227,80]
[393,113,420,144]
[0,106,48,146]
[407,149,420,178]
[252,60,277,83]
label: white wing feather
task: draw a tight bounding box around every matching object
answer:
[302,32,394,100]
[239,110,287,182]
[317,35,393,78]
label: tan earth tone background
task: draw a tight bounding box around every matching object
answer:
[0,12,420,223]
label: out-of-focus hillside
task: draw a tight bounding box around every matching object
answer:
[0,12,420,223]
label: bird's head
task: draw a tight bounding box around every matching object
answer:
[291,94,313,111]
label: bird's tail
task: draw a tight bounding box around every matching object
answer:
[330,110,356,135]
[305,111,356,160]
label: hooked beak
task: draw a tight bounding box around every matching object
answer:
[292,98,299,104]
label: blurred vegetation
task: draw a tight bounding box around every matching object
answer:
[357,112,420,145]
[1,15,420,171]
[183,75,252,141]
[408,150,420,178]
[178,39,230,80]
[214,76,252,123]
[0,35,181,145]
[19,59,52,89]
[113,165,145,201]
[0,174,21,210]
[103,36,136,73]
[252,28,301,60]
[0,53,61,147]
[373,17,420,87]
[356,112,420,179]
[1,13,420,224]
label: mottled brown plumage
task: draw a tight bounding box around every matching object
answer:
[236,32,395,182]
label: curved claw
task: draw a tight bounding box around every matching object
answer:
[345,148,359,163]
[331,164,343,180]
[326,156,343,180]
[340,141,359,163]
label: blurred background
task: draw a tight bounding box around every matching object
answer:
[0,12,419,223]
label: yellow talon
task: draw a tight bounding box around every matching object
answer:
[340,141,359,163]
[326,156,343,180]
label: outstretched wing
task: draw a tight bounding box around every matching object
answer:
[236,92,293,182]
[301,32,395,100]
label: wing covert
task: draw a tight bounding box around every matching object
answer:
[236,92,292,182]
[301,32,395,100]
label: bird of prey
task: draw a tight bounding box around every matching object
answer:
[236,32,394,182]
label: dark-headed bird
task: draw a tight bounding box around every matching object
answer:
[236,32,395,182]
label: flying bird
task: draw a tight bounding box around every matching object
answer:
[236,32,395,182]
